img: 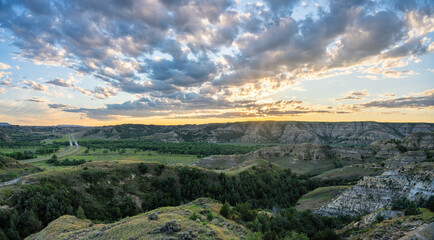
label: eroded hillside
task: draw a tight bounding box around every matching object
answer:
[83,122,434,145]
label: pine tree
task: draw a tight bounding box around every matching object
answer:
[220,202,231,218]
[77,206,86,219]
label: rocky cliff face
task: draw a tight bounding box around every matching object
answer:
[83,122,434,145]
[338,209,434,240]
[384,151,432,169]
[0,132,11,143]
[317,163,434,216]
[402,132,434,150]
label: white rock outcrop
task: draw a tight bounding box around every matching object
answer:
[317,162,434,216]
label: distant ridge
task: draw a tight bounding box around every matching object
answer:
[0,122,11,126]
[82,121,434,145]
[56,125,84,127]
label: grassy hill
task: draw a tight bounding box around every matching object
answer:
[295,186,351,212]
[26,198,248,240]
[312,165,381,181]
[0,161,321,239]
[0,155,42,182]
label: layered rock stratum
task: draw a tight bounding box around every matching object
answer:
[83,122,434,144]
[317,162,434,216]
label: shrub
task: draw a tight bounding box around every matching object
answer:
[391,197,410,210]
[246,232,262,240]
[206,212,214,221]
[375,214,384,222]
[312,229,339,240]
[235,202,256,222]
[220,202,231,219]
[422,196,434,212]
[147,212,158,220]
[284,231,309,240]
[189,213,200,221]
[246,217,262,232]
[76,206,86,219]
[154,164,165,176]
[155,221,181,234]
[138,163,148,174]
[404,202,421,216]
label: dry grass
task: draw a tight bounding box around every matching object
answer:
[26,198,249,240]
[295,185,351,211]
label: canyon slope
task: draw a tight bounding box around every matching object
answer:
[83,121,434,145]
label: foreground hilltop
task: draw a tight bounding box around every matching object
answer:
[26,198,247,240]
[83,121,434,145]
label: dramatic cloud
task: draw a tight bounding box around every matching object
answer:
[92,86,118,99]
[0,70,13,87]
[359,89,434,109]
[47,78,73,88]
[0,62,11,70]
[23,80,48,92]
[63,96,349,120]
[0,0,433,122]
[0,79,13,87]
[335,90,369,101]
[379,93,396,98]
[47,78,116,99]
[48,103,76,109]
[23,97,45,103]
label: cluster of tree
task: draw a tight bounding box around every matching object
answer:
[35,146,60,155]
[0,151,36,160]
[0,141,66,160]
[79,139,262,157]
[177,166,319,209]
[391,197,425,216]
[46,155,88,166]
[0,180,79,240]
[138,166,321,212]
[0,133,58,147]
[220,202,350,240]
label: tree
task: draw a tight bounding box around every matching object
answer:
[77,206,86,219]
[375,214,384,222]
[423,196,434,212]
[391,197,410,210]
[246,232,262,240]
[284,231,309,240]
[18,209,42,237]
[404,202,421,216]
[312,229,339,240]
[246,217,262,232]
[220,202,231,218]
[206,212,214,221]
[138,163,148,173]
[235,202,256,222]
[0,229,7,240]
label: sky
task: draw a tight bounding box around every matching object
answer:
[0,0,433,126]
